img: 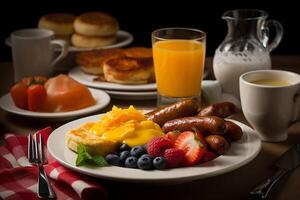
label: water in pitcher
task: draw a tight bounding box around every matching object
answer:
[213,50,271,97]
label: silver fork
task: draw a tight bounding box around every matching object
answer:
[28,133,56,199]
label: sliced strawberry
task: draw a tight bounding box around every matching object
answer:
[163,148,185,168]
[174,131,205,166]
[164,131,180,144]
[147,137,173,158]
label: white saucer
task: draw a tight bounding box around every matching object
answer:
[0,88,110,119]
[5,30,133,52]
[69,66,157,91]
[104,90,157,100]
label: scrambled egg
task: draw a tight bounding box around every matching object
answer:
[90,106,164,147]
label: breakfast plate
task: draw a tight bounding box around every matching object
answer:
[5,30,133,52]
[0,88,110,119]
[103,90,157,100]
[48,115,261,184]
[69,66,157,91]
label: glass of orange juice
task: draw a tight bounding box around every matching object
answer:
[152,28,206,105]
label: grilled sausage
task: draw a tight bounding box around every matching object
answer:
[198,102,236,118]
[162,116,226,135]
[146,98,200,126]
[206,135,230,155]
[224,121,243,141]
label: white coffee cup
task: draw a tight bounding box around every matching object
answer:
[11,28,68,81]
[240,70,300,142]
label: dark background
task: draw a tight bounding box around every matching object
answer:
[0,0,299,61]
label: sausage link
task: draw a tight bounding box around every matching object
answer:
[146,98,200,126]
[205,135,230,155]
[162,116,226,135]
[224,121,243,141]
[198,102,236,118]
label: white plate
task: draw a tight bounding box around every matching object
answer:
[69,66,157,91]
[0,88,110,119]
[104,90,157,100]
[48,115,261,184]
[5,30,133,52]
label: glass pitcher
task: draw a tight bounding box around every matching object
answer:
[213,9,283,98]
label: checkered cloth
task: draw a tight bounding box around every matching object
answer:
[0,127,107,200]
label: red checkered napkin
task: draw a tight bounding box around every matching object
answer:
[0,127,107,200]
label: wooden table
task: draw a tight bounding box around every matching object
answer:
[1,55,300,200]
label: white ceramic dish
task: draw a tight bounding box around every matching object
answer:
[0,88,110,119]
[69,66,157,91]
[48,115,261,184]
[104,90,157,100]
[5,30,133,52]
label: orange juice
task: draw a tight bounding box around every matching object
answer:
[153,40,205,97]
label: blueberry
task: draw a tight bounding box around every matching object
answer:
[153,157,166,169]
[130,146,146,157]
[119,150,130,162]
[120,143,131,152]
[125,156,138,168]
[137,155,153,170]
[105,154,122,167]
[140,154,152,160]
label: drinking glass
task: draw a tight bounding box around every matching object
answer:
[152,28,206,105]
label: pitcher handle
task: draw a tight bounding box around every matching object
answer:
[262,20,284,52]
[50,39,68,67]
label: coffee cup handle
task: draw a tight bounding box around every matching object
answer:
[50,39,68,67]
[291,92,300,122]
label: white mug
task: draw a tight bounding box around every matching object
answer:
[11,28,68,81]
[240,70,300,142]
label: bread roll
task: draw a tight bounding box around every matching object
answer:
[71,33,116,48]
[125,47,153,58]
[38,13,75,35]
[74,12,119,37]
[103,57,154,84]
[76,48,125,75]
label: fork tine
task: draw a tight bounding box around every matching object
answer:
[34,134,40,164]
[28,135,33,162]
[39,134,47,164]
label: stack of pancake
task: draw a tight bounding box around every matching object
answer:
[38,13,75,43]
[76,47,154,84]
[38,12,119,48]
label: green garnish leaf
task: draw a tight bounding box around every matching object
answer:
[90,155,108,167]
[76,144,107,167]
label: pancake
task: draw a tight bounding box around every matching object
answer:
[124,47,153,58]
[76,48,125,75]
[103,57,154,84]
[66,123,118,156]
[38,13,75,35]
[71,33,116,48]
[74,12,119,37]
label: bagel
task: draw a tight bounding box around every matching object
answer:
[71,33,116,48]
[74,12,119,37]
[38,13,75,35]
[103,57,154,84]
[76,48,125,75]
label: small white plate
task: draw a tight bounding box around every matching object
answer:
[69,66,157,91]
[104,90,157,100]
[48,116,261,184]
[5,30,133,52]
[0,88,110,119]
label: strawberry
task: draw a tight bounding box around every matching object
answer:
[174,131,206,166]
[147,137,173,158]
[192,128,208,149]
[163,148,185,168]
[201,150,218,163]
[164,131,180,144]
